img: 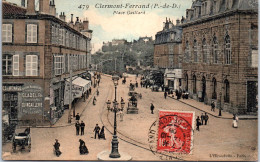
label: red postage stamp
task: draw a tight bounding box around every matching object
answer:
[157,110,195,154]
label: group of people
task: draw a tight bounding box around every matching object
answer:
[93,124,106,140]
[196,112,209,131]
[53,139,89,156]
[75,120,85,136]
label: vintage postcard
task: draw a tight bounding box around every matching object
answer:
[1,0,258,161]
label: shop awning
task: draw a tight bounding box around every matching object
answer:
[72,77,91,93]
[64,77,91,105]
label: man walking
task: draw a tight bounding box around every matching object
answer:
[200,113,205,125]
[164,91,167,99]
[211,101,215,112]
[93,124,100,139]
[196,116,201,131]
[204,113,209,125]
[75,121,80,135]
[76,113,80,122]
[80,121,85,135]
[150,103,155,114]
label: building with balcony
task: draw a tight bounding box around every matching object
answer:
[2,0,92,126]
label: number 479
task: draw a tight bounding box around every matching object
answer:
[78,4,89,10]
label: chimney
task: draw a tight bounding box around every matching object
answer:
[49,0,56,16]
[79,20,84,31]
[26,0,36,15]
[39,0,50,14]
[21,0,25,7]
[176,19,180,26]
[59,12,66,22]
[83,18,89,30]
[69,14,74,28]
[75,17,80,31]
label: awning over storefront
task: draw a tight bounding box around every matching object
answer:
[64,77,91,105]
[72,77,91,93]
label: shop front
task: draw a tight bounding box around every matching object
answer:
[3,83,44,126]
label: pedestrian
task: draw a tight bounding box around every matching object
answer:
[93,96,97,105]
[204,113,209,125]
[140,81,143,88]
[99,126,106,140]
[121,97,124,102]
[93,124,100,139]
[232,114,239,128]
[119,111,124,121]
[98,79,100,86]
[164,91,167,99]
[79,139,89,155]
[97,89,99,96]
[211,101,215,112]
[196,116,201,131]
[54,139,62,156]
[75,121,80,135]
[76,113,80,122]
[80,121,85,135]
[150,103,155,114]
[200,113,205,125]
[136,81,138,88]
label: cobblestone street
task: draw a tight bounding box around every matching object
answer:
[2,75,258,161]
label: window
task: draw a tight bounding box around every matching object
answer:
[212,78,217,99]
[26,55,38,76]
[251,50,258,68]
[202,38,208,63]
[224,35,231,64]
[194,40,198,62]
[213,36,218,64]
[13,55,19,76]
[185,41,190,62]
[27,24,37,43]
[2,24,12,43]
[224,79,230,103]
[54,55,64,76]
[2,54,12,75]
[193,75,197,93]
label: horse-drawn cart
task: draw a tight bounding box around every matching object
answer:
[12,128,31,153]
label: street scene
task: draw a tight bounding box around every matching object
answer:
[2,0,258,161]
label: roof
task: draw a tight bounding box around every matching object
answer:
[2,2,26,15]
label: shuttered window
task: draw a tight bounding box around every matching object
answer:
[27,24,37,43]
[26,55,38,76]
[13,55,19,76]
[2,24,12,43]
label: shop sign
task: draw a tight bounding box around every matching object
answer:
[21,85,43,115]
[3,85,22,92]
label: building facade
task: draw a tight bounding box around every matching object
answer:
[154,18,183,90]
[181,0,258,114]
[2,0,92,126]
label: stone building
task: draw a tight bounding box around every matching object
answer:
[2,0,92,126]
[154,18,183,90]
[181,0,258,114]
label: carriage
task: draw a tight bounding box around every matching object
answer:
[127,96,139,114]
[12,128,31,152]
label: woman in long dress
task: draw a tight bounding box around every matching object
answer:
[99,126,106,140]
[79,139,89,155]
[232,114,239,128]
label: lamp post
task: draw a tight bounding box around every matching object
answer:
[109,75,120,158]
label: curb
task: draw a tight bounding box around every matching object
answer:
[167,96,257,120]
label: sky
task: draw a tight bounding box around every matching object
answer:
[6,0,193,53]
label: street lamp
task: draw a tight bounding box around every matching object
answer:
[109,75,120,158]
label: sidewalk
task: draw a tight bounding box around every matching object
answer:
[168,95,257,120]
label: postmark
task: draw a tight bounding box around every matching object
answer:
[148,110,195,160]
